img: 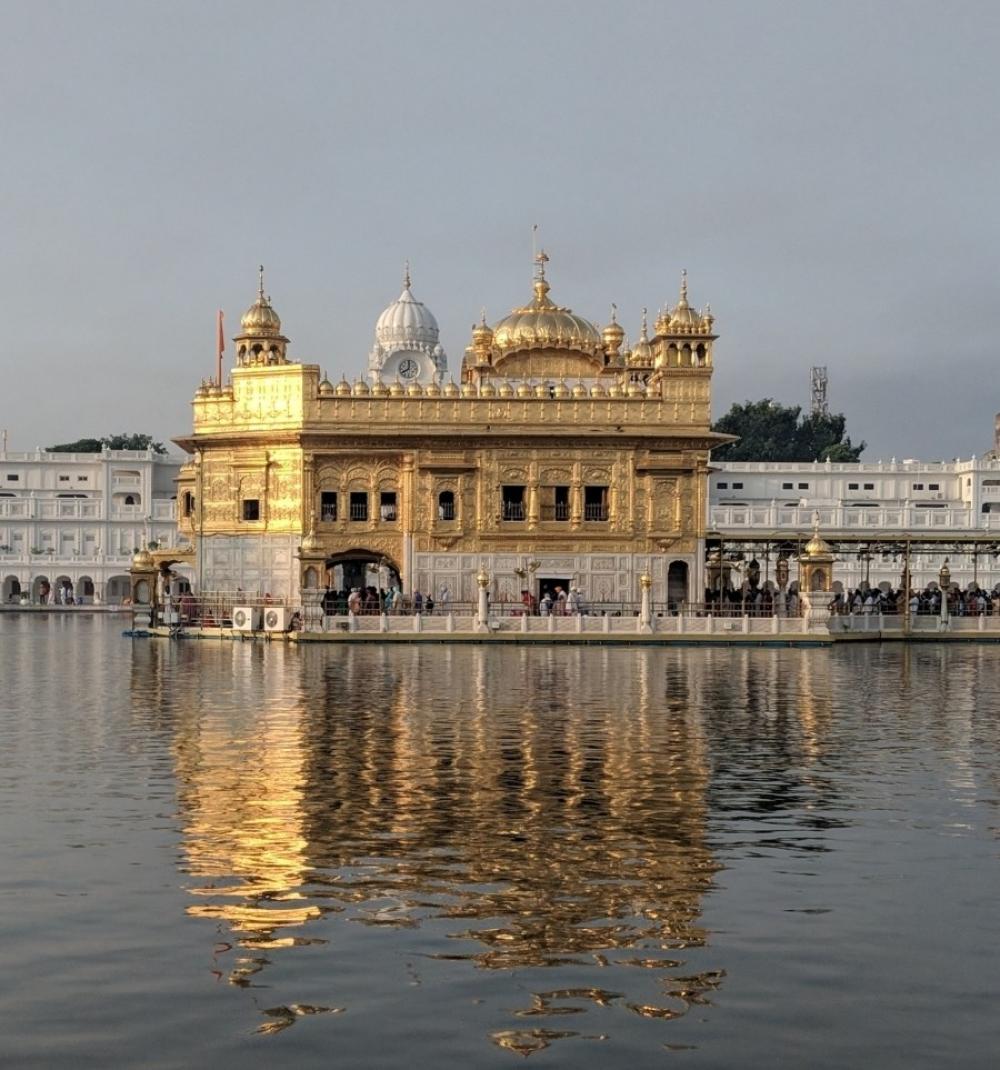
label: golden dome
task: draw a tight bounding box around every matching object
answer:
[301,511,322,554]
[628,309,653,367]
[491,252,602,359]
[801,521,834,559]
[602,305,625,355]
[240,266,283,337]
[443,379,461,397]
[132,548,154,569]
[471,310,494,349]
[661,270,707,333]
[332,377,350,397]
[802,534,833,557]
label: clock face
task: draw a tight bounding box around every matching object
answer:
[398,357,419,380]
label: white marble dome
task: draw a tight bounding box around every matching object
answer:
[375,274,440,349]
[367,267,448,387]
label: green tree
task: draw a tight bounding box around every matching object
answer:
[47,433,167,454]
[711,400,865,462]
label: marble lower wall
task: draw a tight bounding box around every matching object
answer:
[412,551,698,604]
[200,535,299,601]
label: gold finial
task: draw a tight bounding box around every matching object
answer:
[258,264,265,301]
[679,268,689,304]
[534,247,549,281]
[480,307,487,326]
[812,510,820,538]
[532,248,551,303]
[640,306,648,338]
[610,302,618,324]
[404,259,411,289]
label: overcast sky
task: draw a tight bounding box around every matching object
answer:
[2,0,998,460]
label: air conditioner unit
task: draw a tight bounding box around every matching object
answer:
[263,607,289,632]
[232,606,261,631]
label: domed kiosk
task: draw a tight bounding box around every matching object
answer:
[367,264,447,386]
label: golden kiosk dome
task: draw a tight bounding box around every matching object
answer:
[601,304,625,358]
[628,308,653,367]
[240,266,283,337]
[491,251,603,362]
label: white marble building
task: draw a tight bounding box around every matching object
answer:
[0,448,188,604]
[710,457,1000,591]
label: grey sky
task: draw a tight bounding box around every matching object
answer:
[2,0,998,460]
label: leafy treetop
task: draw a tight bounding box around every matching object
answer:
[711,400,865,463]
[47,433,167,455]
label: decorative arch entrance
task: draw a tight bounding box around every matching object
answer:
[667,560,689,607]
[324,550,402,593]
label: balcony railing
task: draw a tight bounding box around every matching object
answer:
[501,502,525,521]
[710,504,1000,532]
[541,503,570,521]
[584,503,609,521]
[349,503,369,521]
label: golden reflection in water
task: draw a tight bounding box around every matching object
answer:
[133,643,840,1052]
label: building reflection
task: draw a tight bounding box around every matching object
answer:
[137,642,843,1048]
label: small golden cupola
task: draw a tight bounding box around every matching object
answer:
[628,308,654,369]
[601,304,625,362]
[484,250,604,379]
[799,518,836,593]
[235,265,290,367]
[471,309,494,361]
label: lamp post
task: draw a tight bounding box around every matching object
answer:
[939,557,951,625]
[900,539,912,635]
[639,572,652,631]
[859,545,874,589]
[476,569,490,631]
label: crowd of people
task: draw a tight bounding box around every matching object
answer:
[519,585,587,616]
[319,584,452,617]
[831,582,1000,617]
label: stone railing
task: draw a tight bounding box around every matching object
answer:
[711,504,1000,532]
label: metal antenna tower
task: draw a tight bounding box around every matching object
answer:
[811,366,829,416]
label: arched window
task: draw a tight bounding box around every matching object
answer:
[438,490,455,521]
[124,495,135,506]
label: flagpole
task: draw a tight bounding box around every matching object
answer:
[216,309,224,386]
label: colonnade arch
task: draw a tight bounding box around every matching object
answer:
[324,550,403,594]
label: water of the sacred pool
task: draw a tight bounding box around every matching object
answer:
[1,616,999,1069]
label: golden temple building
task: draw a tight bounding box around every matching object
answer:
[175,254,727,604]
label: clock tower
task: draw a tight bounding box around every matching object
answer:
[367,264,448,387]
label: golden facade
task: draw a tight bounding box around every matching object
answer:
[176,256,727,602]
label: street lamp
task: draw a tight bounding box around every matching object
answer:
[938,557,951,623]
